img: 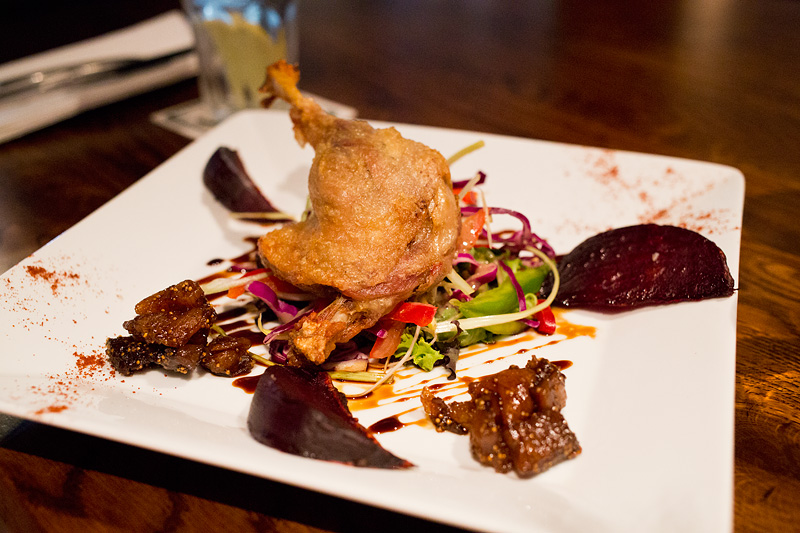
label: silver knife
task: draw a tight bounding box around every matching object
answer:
[0,47,195,100]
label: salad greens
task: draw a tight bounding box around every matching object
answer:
[386,248,558,374]
[459,265,548,322]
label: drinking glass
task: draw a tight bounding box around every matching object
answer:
[181,0,299,122]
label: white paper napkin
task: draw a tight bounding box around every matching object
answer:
[0,10,198,144]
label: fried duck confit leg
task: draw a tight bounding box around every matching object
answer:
[421,355,581,477]
[258,61,461,365]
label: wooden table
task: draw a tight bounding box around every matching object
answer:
[2,1,798,531]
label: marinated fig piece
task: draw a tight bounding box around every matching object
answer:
[124,306,214,348]
[543,224,735,309]
[124,280,216,347]
[106,336,204,375]
[106,280,217,375]
[203,146,291,219]
[248,365,412,468]
[133,279,209,315]
[422,355,580,478]
[106,336,160,375]
[504,410,578,475]
[525,357,569,411]
[159,344,205,373]
[202,336,254,376]
[420,387,469,435]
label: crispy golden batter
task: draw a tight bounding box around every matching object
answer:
[258,61,460,364]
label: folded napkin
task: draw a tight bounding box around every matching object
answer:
[0,10,197,144]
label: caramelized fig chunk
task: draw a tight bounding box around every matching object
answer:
[107,280,218,375]
[202,336,254,377]
[420,388,469,435]
[106,336,160,376]
[543,224,735,309]
[247,365,412,469]
[106,336,203,375]
[123,280,215,347]
[422,355,580,478]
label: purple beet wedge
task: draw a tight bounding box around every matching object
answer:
[203,147,292,221]
[546,224,735,310]
[247,365,412,468]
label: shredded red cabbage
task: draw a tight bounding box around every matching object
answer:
[450,289,473,301]
[267,339,291,363]
[247,280,301,323]
[461,206,555,257]
[467,263,498,288]
[227,262,260,273]
[454,252,498,289]
[452,171,486,189]
[326,341,370,362]
[263,319,295,344]
[454,253,480,267]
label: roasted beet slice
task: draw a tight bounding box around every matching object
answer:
[544,224,735,309]
[203,147,291,220]
[247,365,412,468]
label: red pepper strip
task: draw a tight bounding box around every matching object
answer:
[227,284,246,299]
[535,305,557,335]
[386,301,438,327]
[458,209,487,253]
[453,189,478,205]
[370,320,406,359]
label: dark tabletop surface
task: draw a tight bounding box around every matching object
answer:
[1,1,799,531]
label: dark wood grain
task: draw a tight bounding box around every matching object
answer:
[2,0,799,531]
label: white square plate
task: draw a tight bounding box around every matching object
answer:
[0,110,743,532]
